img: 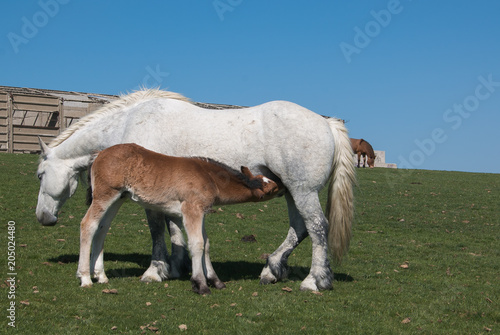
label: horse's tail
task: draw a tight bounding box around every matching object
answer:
[325,118,356,264]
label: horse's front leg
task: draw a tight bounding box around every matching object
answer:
[260,192,309,285]
[166,216,191,278]
[141,209,170,282]
[357,152,361,168]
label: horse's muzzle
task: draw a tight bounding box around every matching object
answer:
[37,210,58,226]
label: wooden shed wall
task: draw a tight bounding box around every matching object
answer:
[0,91,108,153]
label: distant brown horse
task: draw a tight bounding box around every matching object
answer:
[350,138,376,168]
[77,143,281,294]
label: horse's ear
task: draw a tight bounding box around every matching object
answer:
[241,166,254,179]
[38,136,50,157]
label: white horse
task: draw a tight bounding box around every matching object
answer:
[36,89,355,291]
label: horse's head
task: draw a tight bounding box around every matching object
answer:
[367,155,376,168]
[35,138,89,226]
[240,166,282,201]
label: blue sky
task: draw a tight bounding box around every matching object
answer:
[2,0,499,174]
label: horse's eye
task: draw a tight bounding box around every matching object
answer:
[37,173,43,181]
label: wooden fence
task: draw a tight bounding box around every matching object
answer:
[0,89,112,153]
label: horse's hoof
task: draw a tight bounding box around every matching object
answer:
[141,261,169,282]
[207,277,226,289]
[195,286,211,295]
[299,276,318,291]
[214,281,226,290]
[259,266,278,285]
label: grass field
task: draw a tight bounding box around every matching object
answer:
[1,153,499,334]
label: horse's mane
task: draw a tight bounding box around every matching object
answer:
[49,88,192,148]
[360,139,376,158]
[193,157,263,190]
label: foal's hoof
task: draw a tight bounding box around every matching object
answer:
[78,275,93,287]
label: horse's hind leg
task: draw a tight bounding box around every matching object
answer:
[90,198,125,284]
[294,192,333,291]
[141,210,170,282]
[260,192,309,285]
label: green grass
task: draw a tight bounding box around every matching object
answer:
[1,153,499,334]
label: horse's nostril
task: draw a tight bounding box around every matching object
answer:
[38,211,58,226]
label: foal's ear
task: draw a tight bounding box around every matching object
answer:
[241,166,254,179]
[253,188,266,200]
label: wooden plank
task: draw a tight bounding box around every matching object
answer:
[14,136,55,145]
[58,98,65,132]
[13,94,59,106]
[64,106,89,118]
[7,94,13,153]
[12,142,42,153]
[14,135,56,144]
[11,102,59,113]
[13,125,59,134]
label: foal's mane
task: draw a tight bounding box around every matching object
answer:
[49,89,192,148]
[194,157,263,190]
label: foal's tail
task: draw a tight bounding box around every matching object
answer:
[325,118,356,264]
[85,153,99,206]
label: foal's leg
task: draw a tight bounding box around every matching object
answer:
[141,210,170,282]
[90,198,125,284]
[182,207,211,295]
[77,202,109,287]
[260,192,309,285]
[202,223,225,290]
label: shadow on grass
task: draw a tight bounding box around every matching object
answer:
[49,253,354,282]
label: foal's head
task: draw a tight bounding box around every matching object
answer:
[240,166,281,201]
